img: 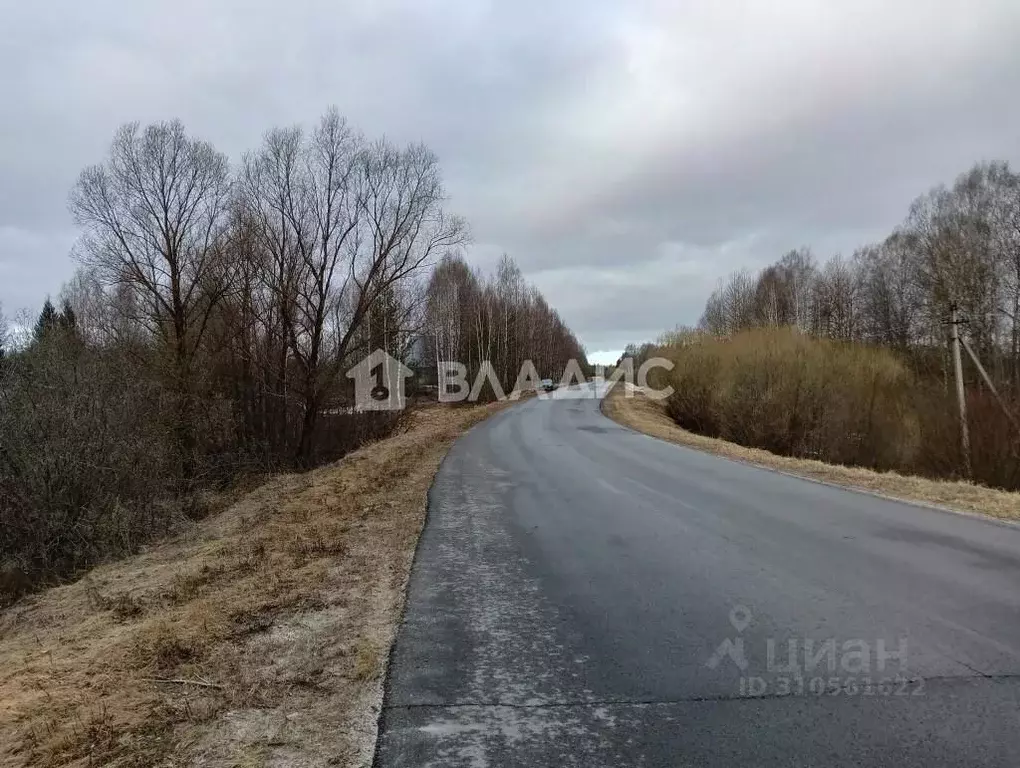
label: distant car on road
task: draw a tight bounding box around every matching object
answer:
[540,378,556,392]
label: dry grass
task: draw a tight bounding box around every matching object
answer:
[603,384,1020,521]
[0,400,515,768]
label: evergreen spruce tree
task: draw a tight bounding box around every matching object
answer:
[33,299,58,342]
[58,300,77,335]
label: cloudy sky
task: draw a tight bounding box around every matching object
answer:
[2,0,1019,361]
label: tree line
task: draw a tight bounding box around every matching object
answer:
[0,110,585,596]
[699,160,1020,392]
[424,252,587,394]
[640,159,1020,490]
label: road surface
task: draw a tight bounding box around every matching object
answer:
[374,385,1020,767]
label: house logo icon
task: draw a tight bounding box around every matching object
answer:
[347,350,414,412]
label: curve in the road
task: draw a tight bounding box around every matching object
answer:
[375,389,1020,767]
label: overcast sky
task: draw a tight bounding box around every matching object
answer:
[2,0,1019,361]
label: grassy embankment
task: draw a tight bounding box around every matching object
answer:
[0,400,515,767]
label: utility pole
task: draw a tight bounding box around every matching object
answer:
[948,302,972,479]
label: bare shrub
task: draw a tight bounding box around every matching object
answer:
[0,330,174,591]
[654,328,1019,489]
[687,160,1020,487]
[660,329,918,470]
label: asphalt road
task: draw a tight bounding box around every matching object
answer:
[374,385,1020,767]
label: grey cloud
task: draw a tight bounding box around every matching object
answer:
[2,0,1019,352]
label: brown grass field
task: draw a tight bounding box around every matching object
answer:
[0,400,516,767]
[603,384,1020,521]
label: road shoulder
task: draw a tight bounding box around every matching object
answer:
[601,384,1020,522]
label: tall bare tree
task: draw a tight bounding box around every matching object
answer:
[241,110,467,464]
[69,120,232,482]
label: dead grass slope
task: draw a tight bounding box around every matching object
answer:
[603,385,1020,521]
[0,401,513,768]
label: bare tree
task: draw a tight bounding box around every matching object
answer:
[725,269,757,333]
[688,159,1020,490]
[812,255,860,340]
[69,120,232,482]
[986,162,1020,390]
[699,289,727,334]
[855,236,924,349]
[423,252,586,393]
[777,248,817,331]
[753,265,794,327]
[426,253,470,383]
[242,110,467,464]
[4,108,597,593]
